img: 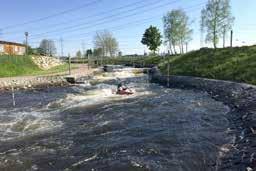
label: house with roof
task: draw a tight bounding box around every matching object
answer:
[0,41,26,55]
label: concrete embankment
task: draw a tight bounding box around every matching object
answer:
[149,67,256,170]
[0,75,68,90]
[0,64,94,91]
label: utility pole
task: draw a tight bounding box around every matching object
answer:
[185,42,188,53]
[25,32,29,56]
[230,30,233,47]
[60,37,64,58]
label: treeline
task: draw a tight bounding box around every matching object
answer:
[28,39,57,57]
[141,0,234,55]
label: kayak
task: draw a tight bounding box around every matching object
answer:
[116,90,134,95]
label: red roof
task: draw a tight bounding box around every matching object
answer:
[0,40,26,47]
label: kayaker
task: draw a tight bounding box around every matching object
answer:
[117,82,128,93]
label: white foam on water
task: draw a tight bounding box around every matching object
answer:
[0,68,149,141]
[50,84,153,111]
[71,154,98,167]
[47,68,153,110]
[0,110,63,141]
[94,67,143,81]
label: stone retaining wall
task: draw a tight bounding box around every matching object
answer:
[31,56,63,70]
[149,67,256,170]
[0,75,68,90]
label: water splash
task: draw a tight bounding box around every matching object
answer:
[0,110,62,141]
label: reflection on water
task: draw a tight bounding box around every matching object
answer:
[0,68,232,171]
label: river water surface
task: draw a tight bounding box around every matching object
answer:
[0,68,233,171]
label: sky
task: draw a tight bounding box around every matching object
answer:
[0,0,256,56]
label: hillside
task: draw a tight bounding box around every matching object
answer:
[0,55,68,77]
[159,45,256,85]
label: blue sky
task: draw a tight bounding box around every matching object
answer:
[0,0,256,56]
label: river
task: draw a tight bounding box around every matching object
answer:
[0,68,233,171]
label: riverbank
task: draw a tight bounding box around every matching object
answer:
[149,67,256,170]
[0,55,75,77]
[159,46,256,85]
[0,64,93,91]
[0,67,235,170]
[103,45,256,86]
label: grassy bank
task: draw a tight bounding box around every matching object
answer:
[160,46,256,85]
[102,45,256,85]
[0,55,71,77]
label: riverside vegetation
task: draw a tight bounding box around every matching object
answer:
[1,45,256,85]
[0,55,70,77]
[105,45,256,85]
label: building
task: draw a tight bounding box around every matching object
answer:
[0,41,26,55]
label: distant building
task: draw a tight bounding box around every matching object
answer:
[0,41,26,55]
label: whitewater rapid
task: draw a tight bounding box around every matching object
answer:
[0,67,233,171]
[0,68,151,142]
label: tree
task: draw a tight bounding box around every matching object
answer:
[39,39,56,56]
[26,46,34,55]
[86,49,93,58]
[163,9,193,54]
[141,25,162,54]
[93,30,119,57]
[93,48,103,57]
[201,0,234,48]
[118,51,122,57]
[76,50,82,58]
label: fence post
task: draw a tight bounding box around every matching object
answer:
[88,54,90,70]
[11,86,16,107]
[230,30,233,47]
[167,59,170,87]
[68,57,71,75]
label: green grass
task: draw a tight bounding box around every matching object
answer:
[160,46,256,85]
[0,55,75,77]
[99,45,256,85]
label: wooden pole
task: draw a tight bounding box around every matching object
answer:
[60,37,64,58]
[87,54,90,70]
[230,30,233,47]
[68,57,71,75]
[167,59,170,87]
[11,86,16,107]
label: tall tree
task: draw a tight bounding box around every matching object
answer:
[94,30,119,57]
[86,49,93,58]
[39,39,56,56]
[118,51,122,57]
[141,25,162,54]
[93,48,103,57]
[201,0,234,49]
[76,50,82,58]
[163,9,193,54]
